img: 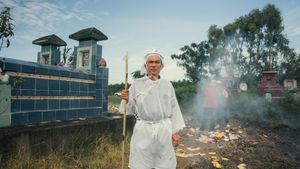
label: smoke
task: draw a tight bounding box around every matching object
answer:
[184,34,300,130]
[187,78,229,130]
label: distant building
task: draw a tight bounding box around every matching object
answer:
[258,71,283,99]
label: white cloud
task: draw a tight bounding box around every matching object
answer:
[0,0,98,42]
[283,6,300,36]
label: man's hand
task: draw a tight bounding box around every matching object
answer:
[172,132,180,147]
[120,89,129,102]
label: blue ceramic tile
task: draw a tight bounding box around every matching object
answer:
[20,100,34,111]
[95,90,102,100]
[11,100,21,112]
[21,89,35,96]
[4,62,20,72]
[11,113,28,125]
[103,79,108,89]
[36,79,48,90]
[60,100,69,109]
[96,79,103,89]
[48,69,60,76]
[96,68,103,77]
[87,100,95,107]
[35,67,49,75]
[80,83,87,91]
[59,70,70,77]
[20,77,35,90]
[59,90,68,96]
[55,110,67,120]
[69,91,79,96]
[79,92,88,96]
[35,90,49,96]
[49,80,59,90]
[102,103,108,112]
[21,65,35,74]
[102,90,108,101]
[70,72,80,78]
[87,109,98,117]
[49,100,59,109]
[60,81,69,91]
[71,99,79,108]
[94,100,101,106]
[35,100,48,110]
[28,112,42,123]
[78,109,86,117]
[67,110,77,119]
[11,89,20,96]
[88,74,94,80]
[8,76,16,85]
[43,111,55,121]
[70,82,79,91]
[97,107,103,115]
[48,90,59,96]
[0,60,3,69]
[89,84,95,91]
[79,99,87,107]
[88,92,95,97]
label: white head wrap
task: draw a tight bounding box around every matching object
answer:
[140,50,164,75]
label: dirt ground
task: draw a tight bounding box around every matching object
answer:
[176,115,300,169]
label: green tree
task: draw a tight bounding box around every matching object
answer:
[0,7,14,51]
[171,41,210,82]
[131,70,145,79]
[207,4,291,81]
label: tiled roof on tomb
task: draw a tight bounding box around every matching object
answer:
[32,34,67,46]
[69,27,108,41]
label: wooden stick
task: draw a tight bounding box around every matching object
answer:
[121,51,128,169]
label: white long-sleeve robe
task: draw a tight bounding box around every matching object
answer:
[120,77,185,169]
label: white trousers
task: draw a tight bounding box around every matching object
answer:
[129,118,176,169]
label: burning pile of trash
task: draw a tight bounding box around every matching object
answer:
[176,114,300,169]
[175,117,251,169]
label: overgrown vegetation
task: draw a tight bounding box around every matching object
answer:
[1,134,131,169]
[0,7,14,52]
[228,90,300,128]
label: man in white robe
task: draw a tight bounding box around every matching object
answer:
[120,51,185,169]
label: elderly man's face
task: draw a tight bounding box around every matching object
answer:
[145,54,163,78]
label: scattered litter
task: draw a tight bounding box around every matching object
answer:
[210,155,217,159]
[209,152,216,155]
[221,157,229,161]
[187,147,201,151]
[211,160,222,168]
[208,137,216,144]
[176,152,187,158]
[187,133,194,137]
[237,163,247,169]
[214,124,220,129]
[213,131,225,138]
[229,133,239,140]
[223,135,229,141]
[198,135,209,143]
[190,128,196,132]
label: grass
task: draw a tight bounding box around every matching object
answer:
[1,134,131,169]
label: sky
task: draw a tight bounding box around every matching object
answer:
[0,0,300,84]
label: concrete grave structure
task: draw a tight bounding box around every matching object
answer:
[33,34,67,65]
[0,27,109,127]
